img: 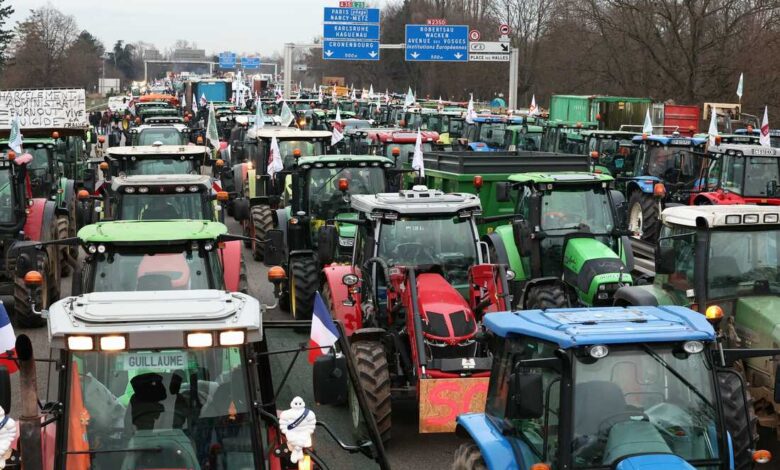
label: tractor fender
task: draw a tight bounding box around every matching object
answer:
[322,264,362,335]
[273,207,290,248]
[620,236,635,272]
[232,163,246,195]
[627,176,661,195]
[233,198,250,221]
[219,240,242,292]
[692,193,722,205]
[485,227,525,279]
[24,199,56,242]
[350,327,386,343]
[613,285,659,307]
[520,277,565,309]
[455,415,521,470]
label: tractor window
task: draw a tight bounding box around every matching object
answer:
[91,249,220,292]
[572,344,720,467]
[743,157,780,197]
[707,228,780,299]
[307,167,386,220]
[448,118,464,138]
[384,143,432,165]
[479,123,507,148]
[540,187,613,233]
[64,346,260,469]
[643,146,699,184]
[278,141,322,167]
[657,225,696,295]
[119,193,205,221]
[124,158,198,176]
[138,129,185,146]
[487,336,560,464]
[0,169,14,223]
[28,147,51,170]
[520,133,541,152]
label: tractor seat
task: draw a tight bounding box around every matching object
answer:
[137,253,190,289]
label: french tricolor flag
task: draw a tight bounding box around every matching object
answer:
[308,292,340,364]
[0,304,17,373]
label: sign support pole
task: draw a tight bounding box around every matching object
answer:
[508,47,518,110]
[283,43,294,99]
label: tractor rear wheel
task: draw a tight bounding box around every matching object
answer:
[526,284,567,310]
[56,216,71,277]
[238,258,249,294]
[628,191,660,242]
[290,256,318,320]
[452,442,487,470]
[351,341,392,444]
[251,205,273,262]
[720,368,759,470]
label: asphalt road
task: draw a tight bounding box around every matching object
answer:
[11,214,779,468]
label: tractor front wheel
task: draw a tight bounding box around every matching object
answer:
[56,216,71,277]
[719,368,759,470]
[351,341,392,444]
[628,191,660,242]
[290,256,318,320]
[526,284,567,310]
[452,442,487,470]
[251,205,273,262]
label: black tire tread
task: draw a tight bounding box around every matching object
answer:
[290,256,318,320]
[251,205,273,261]
[56,216,71,277]
[238,258,249,294]
[452,442,487,470]
[526,283,567,310]
[351,341,392,443]
[629,190,660,242]
[719,368,758,470]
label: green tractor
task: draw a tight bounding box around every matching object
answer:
[614,204,780,437]
[268,155,395,319]
[581,129,640,177]
[485,172,634,309]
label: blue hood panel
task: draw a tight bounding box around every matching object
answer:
[615,454,696,470]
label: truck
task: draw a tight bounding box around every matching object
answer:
[453,306,777,470]
[186,78,232,103]
[548,95,653,130]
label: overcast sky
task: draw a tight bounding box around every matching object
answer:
[10,0,390,56]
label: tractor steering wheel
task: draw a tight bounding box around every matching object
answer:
[394,243,436,265]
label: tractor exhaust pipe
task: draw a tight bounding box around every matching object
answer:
[17,334,43,470]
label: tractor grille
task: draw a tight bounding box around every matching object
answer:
[423,311,449,337]
[449,310,473,337]
[425,338,478,360]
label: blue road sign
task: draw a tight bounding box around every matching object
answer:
[218,52,236,69]
[324,7,380,24]
[405,25,469,62]
[241,57,261,69]
[323,23,380,41]
[322,40,380,61]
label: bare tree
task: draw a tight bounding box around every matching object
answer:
[9,6,78,86]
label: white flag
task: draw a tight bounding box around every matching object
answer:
[334,106,342,125]
[465,94,477,124]
[280,101,294,127]
[376,96,381,112]
[350,87,357,101]
[318,87,323,104]
[192,95,198,114]
[268,136,283,177]
[8,117,22,153]
[368,85,375,99]
[642,109,653,135]
[200,94,207,107]
[411,129,425,177]
[331,125,344,146]
[737,73,744,99]
[529,95,539,116]
[254,100,265,131]
[760,106,770,147]
[206,102,220,150]
[404,87,415,110]
[708,108,719,147]
[385,89,390,105]
[438,96,444,112]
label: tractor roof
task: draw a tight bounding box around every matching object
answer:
[0,137,54,145]
[111,174,212,191]
[507,172,613,184]
[78,220,227,243]
[48,290,262,349]
[370,130,439,143]
[632,135,707,146]
[106,144,208,157]
[735,128,780,137]
[297,154,393,166]
[506,125,544,133]
[580,130,640,138]
[707,143,779,157]
[662,205,780,229]
[133,123,188,132]
[351,186,481,215]
[693,133,758,145]
[484,306,714,347]
[246,128,332,140]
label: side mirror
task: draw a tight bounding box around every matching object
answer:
[264,230,284,267]
[317,225,338,265]
[312,353,348,406]
[507,370,543,419]
[513,219,533,257]
[496,182,511,202]
[655,237,675,275]
[0,366,10,414]
[775,364,780,404]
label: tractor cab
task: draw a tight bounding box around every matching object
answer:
[5,290,390,469]
[581,129,640,177]
[694,143,780,205]
[541,120,598,153]
[423,110,466,147]
[368,130,439,168]
[129,123,191,146]
[136,102,178,124]
[455,306,777,470]
[343,127,398,155]
[489,172,633,309]
[104,145,211,178]
[735,127,780,148]
[459,116,523,152]
[504,124,544,151]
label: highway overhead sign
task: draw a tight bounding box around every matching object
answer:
[405,24,469,62]
[324,7,380,24]
[240,57,261,69]
[469,53,510,62]
[323,7,381,61]
[322,40,380,60]
[323,23,380,40]
[218,52,236,69]
[469,42,510,53]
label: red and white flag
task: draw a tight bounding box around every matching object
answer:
[760,106,771,147]
[308,292,340,363]
[529,95,539,116]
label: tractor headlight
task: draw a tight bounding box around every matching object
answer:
[338,237,354,247]
[97,244,106,254]
[342,274,359,286]
[88,244,97,254]
[744,214,759,224]
[765,214,779,223]
[99,335,127,351]
[219,330,245,346]
[186,332,213,348]
[67,336,94,351]
[588,345,609,359]
[682,340,704,354]
[137,186,149,194]
[505,269,515,281]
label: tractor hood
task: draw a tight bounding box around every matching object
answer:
[335,212,359,239]
[562,237,632,304]
[415,272,476,343]
[733,295,780,348]
[614,454,695,470]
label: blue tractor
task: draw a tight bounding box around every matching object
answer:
[453,306,777,470]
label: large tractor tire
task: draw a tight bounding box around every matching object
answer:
[56,216,71,277]
[351,341,392,444]
[238,258,249,294]
[526,284,567,310]
[289,256,318,320]
[627,191,660,243]
[719,368,759,470]
[251,205,273,262]
[452,442,487,470]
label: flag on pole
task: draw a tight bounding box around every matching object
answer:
[412,128,425,178]
[529,95,539,117]
[368,85,375,99]
[642,109,653,135]
[275,88,284,104]
[317,87,323,104]
[268,136,283,178]
[760,106,771,147]
[708,108,719,147]
[308,292,341,363]
[280,101,294,127]
[254,100,265,131]
[200,94,207,107]
[192,96,198,114]
[350,87,357,101]
[465,94,477,124]
[0,304,17,374]
[331,123,344,146]
[737,73,744,99]
[8,117,22,154]
[437,96,444,112]
[206,102,220,150]
[404,87,415,110]
[385,89,390,105]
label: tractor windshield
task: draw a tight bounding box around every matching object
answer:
[123,158,198,176]
[384,143,432,165]
[571,344,720,468]
[63,346,261,469]
[707,228,780,299]
[639,146,701,184]
[28,146,52,170]
[90,247,223,292]
[710,154,780,197]
[137,128,186,146]
[377,215,478,285]
[0,169,15,224]
[540,187,614,234]
[277,140,323,167]
[118,193,207,220]
[479,123,507,148]
[308,167,386,220]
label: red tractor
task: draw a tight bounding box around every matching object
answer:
[312,187,511,441]
[368,130,440,168]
